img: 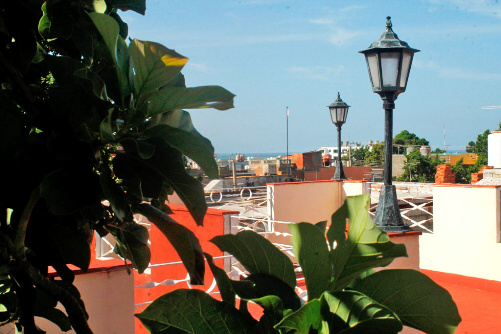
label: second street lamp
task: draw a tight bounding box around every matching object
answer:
[359,16,419,232]
[328,93,349,180]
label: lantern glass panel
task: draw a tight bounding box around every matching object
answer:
[337,108,346,123]
[367,54,380,89]
[381,52,400,87]
[399,51,412,88]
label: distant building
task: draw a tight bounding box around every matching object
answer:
[437,153,478,166]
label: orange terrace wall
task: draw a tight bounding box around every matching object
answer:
[133,205,238,334]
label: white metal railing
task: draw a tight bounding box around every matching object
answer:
[205,186,267,204]
[370,182,434,233]
[132,216,305,309]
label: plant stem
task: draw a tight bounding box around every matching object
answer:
[14,186,40,259]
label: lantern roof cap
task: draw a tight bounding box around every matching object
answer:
[359,16,419,53]
[328,92,350,109]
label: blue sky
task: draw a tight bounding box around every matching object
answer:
[123,0,501,154]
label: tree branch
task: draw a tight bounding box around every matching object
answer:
[14,186,40,259]
[22,261,94,334]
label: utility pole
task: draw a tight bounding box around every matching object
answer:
[286,106,290,180]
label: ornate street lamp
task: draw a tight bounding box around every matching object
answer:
[359,16,419,232]
[328,93,350,180]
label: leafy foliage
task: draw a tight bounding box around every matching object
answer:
[351,146,370,166]
[397,149,443,182]
[0,1,234,332]
[137,195,461,334]
[393,129,429,148]
[364,143,385,166]
[456,126,498,183]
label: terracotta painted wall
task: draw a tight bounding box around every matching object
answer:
[133,206,238,334]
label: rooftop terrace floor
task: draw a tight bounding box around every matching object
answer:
[422,269,501,334]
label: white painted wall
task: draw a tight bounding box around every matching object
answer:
[420,185,501,281]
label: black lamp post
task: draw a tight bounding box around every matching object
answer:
[359,16,419,232]
[328,93,350,180]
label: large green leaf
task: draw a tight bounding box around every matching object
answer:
[145,122,218,179]
[274,299,323,334]
[146,86,235,115]
[326,195,407,290]
[211,231,296,289]
[99,164,131,222]
[38,1,73,40]
[88,12,130,101]
[134,203,205,285]
[135,289,257,334]
[113,222,151,274]
[35,308,72,332]
[320,291,402,334]
[108,0,146,15]
[353,269,461,334]
[205,253,235,306]
[289,222,331,300]
[121,137,207,225]
[129,39,188,101]
[88,12,119,64]
[50,224,92,272]
[41,165,101,216]
[0,92,23,158]
[232,274,301,311]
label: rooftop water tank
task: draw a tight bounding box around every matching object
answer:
[488,131,501,168]
[420,145,431,156]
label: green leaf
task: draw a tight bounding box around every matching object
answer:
[145,122,218,179]
[251,295,286,333]
[320,291,402,334]
[251,295,285,321]
[146,86,235,115]
[353,269,461,334]
[44,56,84,86]
[211,231,296,289]
[99,164,131,222]
[289,222,331,300]
[74,68,109,101]
[41,166,101,215]
[36,308,72,332]
[134,203,205,285]
[100,109,115,143]
[205,253,235,306]
[88,12,130,101]
[38,1,73,40]
[136,289,257,334]
[114,222,151,273]
[121,138,207,225]
[232,274,301,311]
[93,0,107,13]
[50,224,91,272]
[0,91,23,158]
[326,195,407,291]
[88,12,119,64]
[108,0,146,15]
[129,39,188,101]
[315,220,328,234]
[274,299,323,334]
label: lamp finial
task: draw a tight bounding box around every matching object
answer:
[386,16,392,29]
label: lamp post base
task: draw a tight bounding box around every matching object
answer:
[331,163,346,180]
[374,185,411,233]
